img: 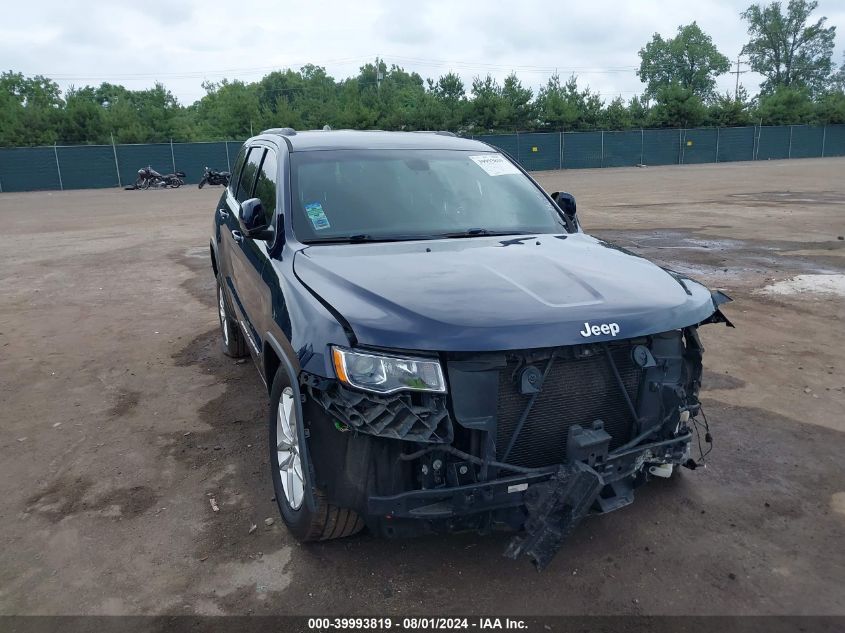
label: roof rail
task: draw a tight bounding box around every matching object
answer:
[261,127,297,136]
[412,130,457,137]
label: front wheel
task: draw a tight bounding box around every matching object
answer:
[269,369,364,542]
[198,178,207,189]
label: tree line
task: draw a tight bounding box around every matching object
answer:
[2,0,844,147]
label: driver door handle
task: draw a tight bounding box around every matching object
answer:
[218,208,229,220]
[231,230,244,243]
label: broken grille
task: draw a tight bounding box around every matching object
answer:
[495,346,641,468]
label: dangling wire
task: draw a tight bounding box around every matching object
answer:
[689,403,713,465]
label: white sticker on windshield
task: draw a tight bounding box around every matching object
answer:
[469,154,521,176]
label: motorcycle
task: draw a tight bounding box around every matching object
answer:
[198,166,230,189]
[129,166,186,189]
[162,170,186,188]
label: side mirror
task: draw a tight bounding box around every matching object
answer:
[238,198,274,241]
[551,191,577,220]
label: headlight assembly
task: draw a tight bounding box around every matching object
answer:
[331,346,446,394]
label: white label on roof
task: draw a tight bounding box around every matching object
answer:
[469,154,521,176]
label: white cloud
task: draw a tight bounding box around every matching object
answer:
[1,0,842,104]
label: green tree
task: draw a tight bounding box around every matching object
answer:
[637,23,731,101]
[0,71,63,145]
[534,74,602,131]
[755,85,815,123]
[830,52,845,93]
[601,96,633,130]
[649,84,708,127]
[627,96,650,127]
[429,72,466,130]
[814,91,845,123]
[709,86,754,126]
[296,65,341,129]
[500,73,534,130]
[194,79,260,139]
[0,90,25,145]
[741,0,836,95]
[59,86,106,144]
[468,75,507,132]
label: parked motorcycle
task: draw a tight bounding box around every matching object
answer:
[198,166,230,189]
[163,171,186,187]
[130,166,186,189]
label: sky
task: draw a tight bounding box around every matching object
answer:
[2,0,843,105]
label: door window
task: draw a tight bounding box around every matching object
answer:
[236,148,264,204]
[253,149,278,228]
[228,146,248,196]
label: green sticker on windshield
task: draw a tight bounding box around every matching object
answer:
[305,202,330,231]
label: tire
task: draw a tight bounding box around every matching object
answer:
[133,177,145,189]
[216,278,247,358]
[171,178,183,188]
[269,368,365,542]
[198,178,207,189]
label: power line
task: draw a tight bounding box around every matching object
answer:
[33,56,373,81]
[29,53,773,83]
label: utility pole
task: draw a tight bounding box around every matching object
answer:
[732,55,748,99]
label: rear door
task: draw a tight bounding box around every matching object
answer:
[217,145,249,288]
[221,145,263,352]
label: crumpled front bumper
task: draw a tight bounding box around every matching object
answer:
[368,431,692,568]
[368,431,692,520]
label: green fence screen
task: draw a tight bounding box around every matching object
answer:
[823,125,845,157]
[789,126,825,158]
[716,127,755,162]
[604,130,640,167]
[563,131,602,169]
[1,125,844,192]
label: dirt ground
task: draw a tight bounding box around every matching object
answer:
[0,158,843,616]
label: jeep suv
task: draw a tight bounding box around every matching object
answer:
[210,129,732,568]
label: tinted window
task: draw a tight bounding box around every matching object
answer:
[290,149,565,242]
[236,148,263,204]
[228,146,248,196]
[254,149,278,227]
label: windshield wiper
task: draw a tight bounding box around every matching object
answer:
[304,234,429,244]
[304,233,373,244]
[439,228,532,239]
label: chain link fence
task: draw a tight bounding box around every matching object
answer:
[476,124,845,174]
[1,125,844,192]
[0,140,244,193]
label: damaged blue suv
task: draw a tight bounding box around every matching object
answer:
[210,129,732,568]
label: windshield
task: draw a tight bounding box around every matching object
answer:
[290,149,567,242]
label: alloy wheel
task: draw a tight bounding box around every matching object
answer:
[276,387,304,509]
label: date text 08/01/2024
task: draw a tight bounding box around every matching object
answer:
[307,617,529,630]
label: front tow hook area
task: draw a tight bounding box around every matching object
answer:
[504,462,604,570]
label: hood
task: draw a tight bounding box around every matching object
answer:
[293,233,720,352]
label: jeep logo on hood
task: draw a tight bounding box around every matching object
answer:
[579,321,620,337]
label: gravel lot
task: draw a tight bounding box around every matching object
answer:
[1,158,843,616]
